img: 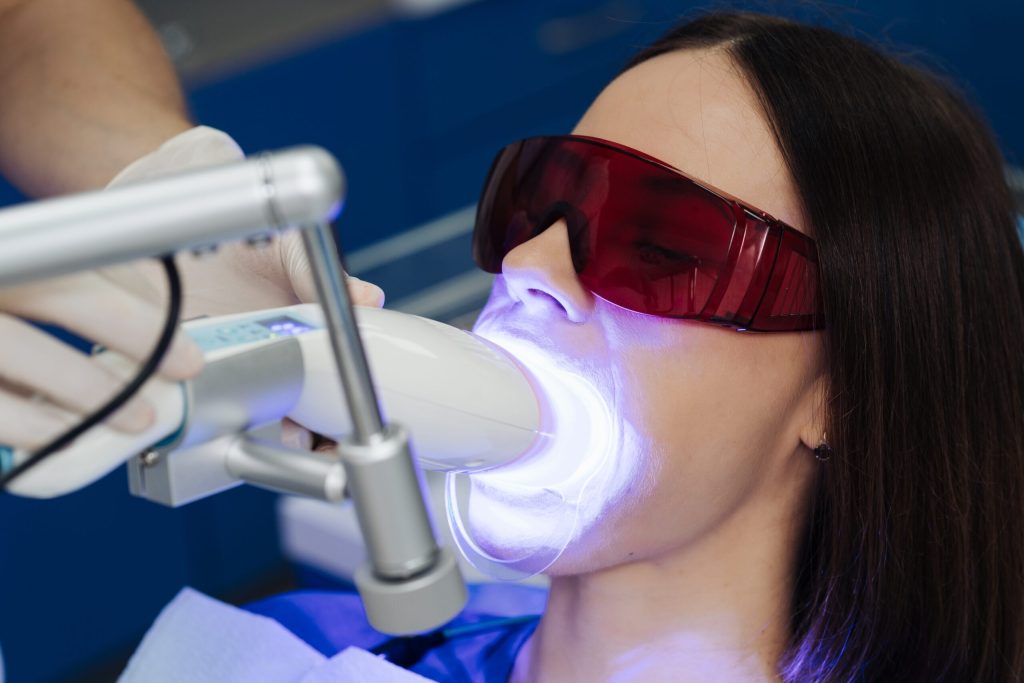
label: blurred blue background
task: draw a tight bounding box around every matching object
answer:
[0,1,1021,680]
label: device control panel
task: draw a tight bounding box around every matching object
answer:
[186,308,322,354]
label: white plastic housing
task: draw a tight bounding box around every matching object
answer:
[7,305,542,498]
[290,306,541,471]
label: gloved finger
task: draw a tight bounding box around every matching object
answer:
[0,315,156,432]
[311,433,339,455]
[96,262,164,307]
[279,232,385,307]
[0,270,203,380]
[0,389,78,451]
[348,276,386,308]
[281,418,339,455]
[280,418,313,451]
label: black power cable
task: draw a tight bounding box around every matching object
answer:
[0,255,183,492]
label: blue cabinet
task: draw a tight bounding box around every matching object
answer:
[188,22,409,252]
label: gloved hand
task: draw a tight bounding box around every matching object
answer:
[1,126,384,456]
[107,126,385,454]
[0,127,232,452]
[0,270,204,450]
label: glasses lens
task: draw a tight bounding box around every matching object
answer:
[474,141,525,273]
[474,137,739,317]
[576,146,737,317]
[474,138,596,273]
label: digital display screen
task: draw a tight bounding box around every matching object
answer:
[257,316,315,336]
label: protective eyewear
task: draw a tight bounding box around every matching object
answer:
[472,135,824,332]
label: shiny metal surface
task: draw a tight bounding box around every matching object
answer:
[301,222,386,444]
[0,147,343,286]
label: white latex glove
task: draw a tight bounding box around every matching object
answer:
[0,270,204,450]
[0,126,383,456]
[0,128,234,452]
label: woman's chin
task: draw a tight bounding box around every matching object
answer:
[461,482,576,567]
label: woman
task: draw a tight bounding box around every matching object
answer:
[250,11,1024,682]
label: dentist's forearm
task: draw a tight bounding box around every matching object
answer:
[0,0,192,197]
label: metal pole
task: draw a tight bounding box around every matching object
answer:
[300,221,466,634]
[300,223,385,443]
[0,147,343,287]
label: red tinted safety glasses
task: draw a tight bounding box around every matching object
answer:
[473,135,824,332]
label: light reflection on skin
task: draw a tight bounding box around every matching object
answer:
[448,278,639,577]
[608,632,774,683]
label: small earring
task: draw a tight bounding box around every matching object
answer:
[813,433,833,462]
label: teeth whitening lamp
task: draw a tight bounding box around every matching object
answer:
[0,148,549,635]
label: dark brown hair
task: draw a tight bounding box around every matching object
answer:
[627,12,1024,682]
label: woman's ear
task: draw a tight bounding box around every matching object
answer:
[797,374,830,454]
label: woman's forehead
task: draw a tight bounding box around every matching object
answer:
[572,48,807,232]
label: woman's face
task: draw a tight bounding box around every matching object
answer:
[463,48,825,576]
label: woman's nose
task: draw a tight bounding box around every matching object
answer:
[500,219,593,322]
